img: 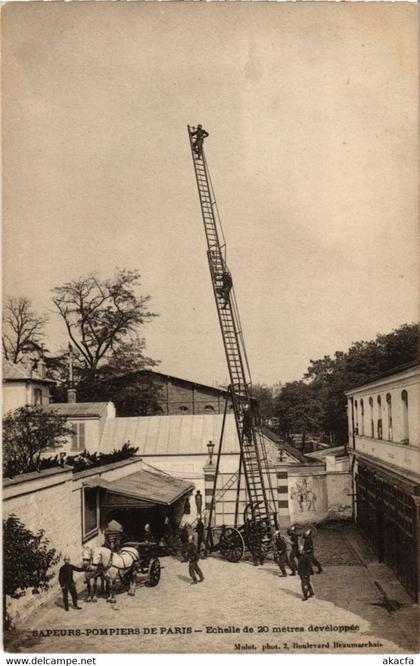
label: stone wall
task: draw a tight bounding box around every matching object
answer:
[3,457,144,627]
[288,460,352,525]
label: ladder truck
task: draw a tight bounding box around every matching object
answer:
[187,125,278,564]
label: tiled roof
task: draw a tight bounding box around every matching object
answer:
[94,368,228,395]
[45,402,110,418]
[100,414,279,462]
[3,359,53,383]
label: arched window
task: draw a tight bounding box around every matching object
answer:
[204,405,215,413]
[377,396,382,439]
[369,397,374,437]
[360,399,365,436]
[179,405,189,413]
[354,400,359,435]
[401,390,409,443]
[154,406,164,415]
[386,393,392,441]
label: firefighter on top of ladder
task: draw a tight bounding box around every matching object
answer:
[190,125,209,158]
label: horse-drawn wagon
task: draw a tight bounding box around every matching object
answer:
[124,541,161,588]
[83,539,161,603]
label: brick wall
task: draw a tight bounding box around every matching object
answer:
[153,376,231,415]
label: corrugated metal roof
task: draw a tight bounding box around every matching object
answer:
[46,402,110,418]
[100,414,280,463]
[83,469,193,505]
[100,414,239,455]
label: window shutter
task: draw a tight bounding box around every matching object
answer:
[70,422,78,450]
[79,422,86,451]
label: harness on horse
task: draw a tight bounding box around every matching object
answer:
[109,548,139,571]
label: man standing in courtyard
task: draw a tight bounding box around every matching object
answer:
[59,555,84,611]
[287,525,299,574]
[275,530,295,577]
[297,550,315,602]
[185,534,204,584]
[195,489,203,516]
[303,528,323,573]
[195,515,205,556]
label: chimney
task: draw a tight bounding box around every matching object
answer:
[67,343,76,402]
[67,387,77,403]
[37,358,46,379]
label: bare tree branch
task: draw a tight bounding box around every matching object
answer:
[2,297,47,364]
[51,268,157,378]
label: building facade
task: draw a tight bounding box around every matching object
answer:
[95,369,233,415]
[346,363,420,601]
[99,414,352,528]
[3,359,54,414]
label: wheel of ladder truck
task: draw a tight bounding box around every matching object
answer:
[146,558,161,587]
[219,527,245,563]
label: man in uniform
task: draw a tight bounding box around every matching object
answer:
[190,124,209,158]
[180,522,190,560]
[249,520,265,566]
[58,555,84,611]
[185,534,204,584]
[162,516,174,553]
[274,530,294,577]
[143,523,154,542]
[195,490,203,516]
[217,271,232,309]
[242,404,254,444]
[287,525,299,575]
[195,516,205,556]
[303,528,323,573]
[297,550,315,601]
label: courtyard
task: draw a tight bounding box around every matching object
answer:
[5,526,419,654]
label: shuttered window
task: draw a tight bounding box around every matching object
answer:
[70,422,86,451]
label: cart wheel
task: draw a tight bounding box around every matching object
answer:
[146,558,161,587]
[219,527,245,563]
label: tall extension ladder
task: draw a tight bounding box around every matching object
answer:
[187,125,278,556]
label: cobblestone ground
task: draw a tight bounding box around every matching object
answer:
[5,526,419,654]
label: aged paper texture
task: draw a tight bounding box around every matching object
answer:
[2,1,419,655]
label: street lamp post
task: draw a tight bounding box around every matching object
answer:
[207,440,215,466]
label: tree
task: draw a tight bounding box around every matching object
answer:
[77,371,163,416]
[2,297,47,364]
[3,406,72,477]
[275,381,322,449]
[51,269,157,382]
[3,515,59,630]
[304,323,419,444]
[252,384,275,421]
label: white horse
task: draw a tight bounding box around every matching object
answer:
[82,546,109,602]
[91,545,140,603]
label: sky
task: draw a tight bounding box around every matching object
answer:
[3,3,419,387]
